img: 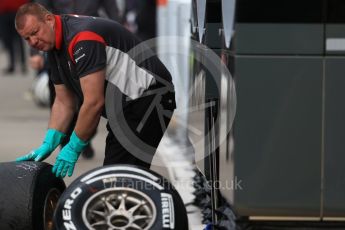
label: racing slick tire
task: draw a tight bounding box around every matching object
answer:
[0,161,66,230]
[54,164,189,230]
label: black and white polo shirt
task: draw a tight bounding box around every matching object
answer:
[48,14,174,105]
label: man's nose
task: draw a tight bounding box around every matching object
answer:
[28,36,38,46]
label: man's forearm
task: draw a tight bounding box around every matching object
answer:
[74,101,104,141]
[48,99,76,133]
[74,69,106,141]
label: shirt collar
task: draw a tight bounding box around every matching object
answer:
[54,15,62,50]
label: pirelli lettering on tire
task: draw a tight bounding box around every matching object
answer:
[161,193,175,229]
[62,187,82,230]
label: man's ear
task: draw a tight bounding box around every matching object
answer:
[45,14,55,26]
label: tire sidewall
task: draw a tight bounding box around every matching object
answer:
[54,165,186,230]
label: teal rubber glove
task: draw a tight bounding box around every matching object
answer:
[16,129,66,162]
[52,131,89,178]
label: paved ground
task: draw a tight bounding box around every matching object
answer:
[0,48,204,229]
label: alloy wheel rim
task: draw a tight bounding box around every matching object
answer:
[82,187,157,230]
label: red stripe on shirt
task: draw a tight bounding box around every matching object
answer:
[68,31,106,63]
[54,15,62,50]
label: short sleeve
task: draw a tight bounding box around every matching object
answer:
[72,41,106,78]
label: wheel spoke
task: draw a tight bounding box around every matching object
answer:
[118,195,126,211]
[129,223,144,230]
[91,210,106,217]
[133,215,150,221]
[128,202,142,214]
[104,199,116,213]
[91,220,107,227]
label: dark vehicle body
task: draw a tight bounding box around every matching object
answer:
[189,0,345,228]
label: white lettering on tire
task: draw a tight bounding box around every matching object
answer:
[161,193,175,229]
[62,187,82,230]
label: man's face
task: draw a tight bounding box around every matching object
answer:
[17,14,55,51]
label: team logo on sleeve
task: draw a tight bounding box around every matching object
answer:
[73,47,86,63]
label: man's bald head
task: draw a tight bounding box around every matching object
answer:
[15,3,52,30]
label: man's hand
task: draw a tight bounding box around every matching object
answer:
[16,129,66,162]
[52,131,88,178]
[16,144,52,161]
[29,54,45,70]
